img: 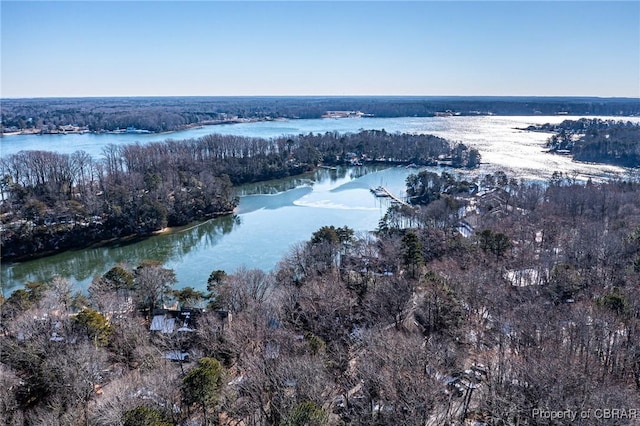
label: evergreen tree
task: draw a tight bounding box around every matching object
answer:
[182,357,224,426]
[402,231,423,278]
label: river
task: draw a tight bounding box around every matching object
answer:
[1,115,639,294]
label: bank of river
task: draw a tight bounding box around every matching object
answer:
[0,165,414,294]
[1,115,639,294]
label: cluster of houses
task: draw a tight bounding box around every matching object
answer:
[1,124,89,136]
[455,187,552,289]
[322,110,367,119]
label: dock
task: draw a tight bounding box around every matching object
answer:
[371,186,412,208]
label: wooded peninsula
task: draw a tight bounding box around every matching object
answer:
[0,130,479,261]
[523,118,640,167]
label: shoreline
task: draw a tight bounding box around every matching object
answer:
[0,158,468,265]
[0,210,235,264]
[0,117,281,138]
[4,113,639,138]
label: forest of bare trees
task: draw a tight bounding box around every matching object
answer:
[0,130,478,260]
[540,119,640,167]
[2,170,639,425]
[3,97,639,134]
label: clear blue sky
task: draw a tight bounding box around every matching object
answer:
[2,1,639,98]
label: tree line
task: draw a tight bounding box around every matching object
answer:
[3,96,639,133]
[537,118,640,167]
[1,171,639,425]
[0,130,478,260]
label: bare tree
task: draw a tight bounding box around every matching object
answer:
[134,261,176,317]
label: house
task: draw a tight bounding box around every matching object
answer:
[150,308,201,333]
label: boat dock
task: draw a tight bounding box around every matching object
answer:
[370,186,412,208]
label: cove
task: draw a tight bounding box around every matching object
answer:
[0,166,415,294]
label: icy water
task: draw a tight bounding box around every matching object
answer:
[1,116,639,293]
[3,115,638,180]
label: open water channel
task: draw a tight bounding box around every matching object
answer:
[1,115,638,293]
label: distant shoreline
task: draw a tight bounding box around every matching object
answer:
[0,117,277,138]
[3,96,638,139]
[5,113,640,138]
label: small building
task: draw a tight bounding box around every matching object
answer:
[150,308,201,333]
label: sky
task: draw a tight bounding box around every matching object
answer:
[1,1,639,98]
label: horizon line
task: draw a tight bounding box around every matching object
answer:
[3,94,640,101]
